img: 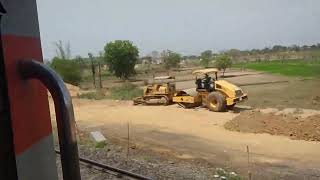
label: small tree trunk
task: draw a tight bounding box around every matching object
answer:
[91,60,96,88]
[223,69,226,77]
[98,62,103,88]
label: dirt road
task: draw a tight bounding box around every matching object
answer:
[50,98,320,179]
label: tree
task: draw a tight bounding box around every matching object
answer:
[104,40,139,79]
[54,40,71,60]
[200,50,212,67]
[97,51,104,88]
[272,45,287,52]
[290,45,300,52]
[215,55,232,77]
[262,47,271,53]
[88,52,96,88]
[162,50,181,69]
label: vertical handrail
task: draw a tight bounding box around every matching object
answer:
[18,60,81,180]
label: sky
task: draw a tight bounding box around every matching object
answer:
[36,0,320,59]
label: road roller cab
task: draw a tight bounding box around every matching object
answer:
[173,68,247,112]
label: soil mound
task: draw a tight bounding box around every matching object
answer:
[225,110,320,141]
[65,83,81,97]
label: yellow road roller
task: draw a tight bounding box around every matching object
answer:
[173,68,247,112]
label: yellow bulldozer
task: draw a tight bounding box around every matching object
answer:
[173,68,247,112]
[133,76,176,105]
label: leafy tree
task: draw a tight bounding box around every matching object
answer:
[200,50,213,67]
[162,50,181,69]
[104,40,139,79]
[215,55,232,77]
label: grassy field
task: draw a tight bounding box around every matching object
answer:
[79,83,143,100]
[108,83,143,100]
[233,60,320,77]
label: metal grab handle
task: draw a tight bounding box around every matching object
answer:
[18,60,81,180]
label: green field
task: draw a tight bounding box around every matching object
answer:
[233,60,320,77]
[79,83,143,100]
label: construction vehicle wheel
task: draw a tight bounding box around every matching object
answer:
[207,92,227,112]
[160,96,170,106]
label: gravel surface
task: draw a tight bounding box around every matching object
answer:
[56,132,240,180]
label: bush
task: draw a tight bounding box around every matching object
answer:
[50,57,82,85]
[109,83,143,100]
[78,83,143,100]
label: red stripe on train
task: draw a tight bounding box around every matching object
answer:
[2,35,53,155]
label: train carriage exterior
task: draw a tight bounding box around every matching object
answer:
[0,1,80,179]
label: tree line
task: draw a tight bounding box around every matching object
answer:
[49,40,140,86]
[48,41,320,86]
[48,40,189,86]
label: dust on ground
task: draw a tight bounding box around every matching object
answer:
[225,108,320,142]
